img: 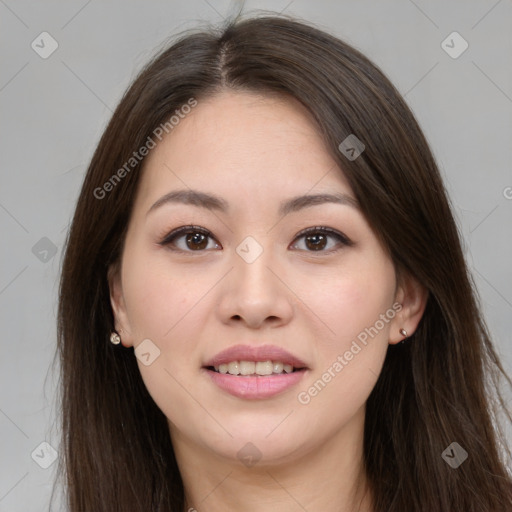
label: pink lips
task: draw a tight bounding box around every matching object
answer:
[204,344,307,369]
[203,344,308,400]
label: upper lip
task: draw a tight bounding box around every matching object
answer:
[204,344,308,369]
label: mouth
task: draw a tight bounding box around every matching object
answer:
[202,345,309,399]
[206,360,307,376]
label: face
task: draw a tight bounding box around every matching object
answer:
[110,91,420,467]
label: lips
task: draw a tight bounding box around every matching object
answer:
[202,345,309,399]
[203,344,308,369]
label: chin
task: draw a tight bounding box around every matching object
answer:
[200,422,311,467]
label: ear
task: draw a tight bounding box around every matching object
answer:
[107,262,135,348]
[389,271,428,345]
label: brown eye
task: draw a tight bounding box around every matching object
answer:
[185,232,208,250]
[159,225,221,252]
[291,227,352,253]
[305,233,327,251]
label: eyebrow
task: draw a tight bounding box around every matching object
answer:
[279,191,358,215]
[147,190,229,216]
[146,189,358,217]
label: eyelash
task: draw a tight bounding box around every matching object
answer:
[293,226,353,252]
[158,225,353,254]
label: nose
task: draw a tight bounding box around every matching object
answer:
[215,246,294,330]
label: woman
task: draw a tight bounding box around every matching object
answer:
[56,14,512,511]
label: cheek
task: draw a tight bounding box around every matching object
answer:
[302,256,396,348]
[294,253,396,407]
[122,248,207,342]
[120,249,216,433]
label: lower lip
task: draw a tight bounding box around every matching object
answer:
[204,368,307,400]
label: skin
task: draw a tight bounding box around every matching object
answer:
[109,91,427,512]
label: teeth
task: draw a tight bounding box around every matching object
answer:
[255,361,273,375]
[240,361,256,375]
[212,360,300,376]
[227,361,240,375]
[273,362,284,373]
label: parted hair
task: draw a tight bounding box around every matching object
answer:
[56,13,512,512]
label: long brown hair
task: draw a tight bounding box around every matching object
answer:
[56,13,512,511]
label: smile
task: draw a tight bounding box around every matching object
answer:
[210,360,304,376]
[203,365,308,400]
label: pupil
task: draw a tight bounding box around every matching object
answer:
[306,234,326,251]
[186,233,208,250]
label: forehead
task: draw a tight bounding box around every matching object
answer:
[136,91,353,209]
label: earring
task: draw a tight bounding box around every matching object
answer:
[110,331,121,345]
[399,328,407,338]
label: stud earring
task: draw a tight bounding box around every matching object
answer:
[110,331,121,345]
[399,328,407,338]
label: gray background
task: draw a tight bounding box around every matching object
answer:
[1,0,511,510]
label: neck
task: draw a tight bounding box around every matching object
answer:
[172,406,373,512]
